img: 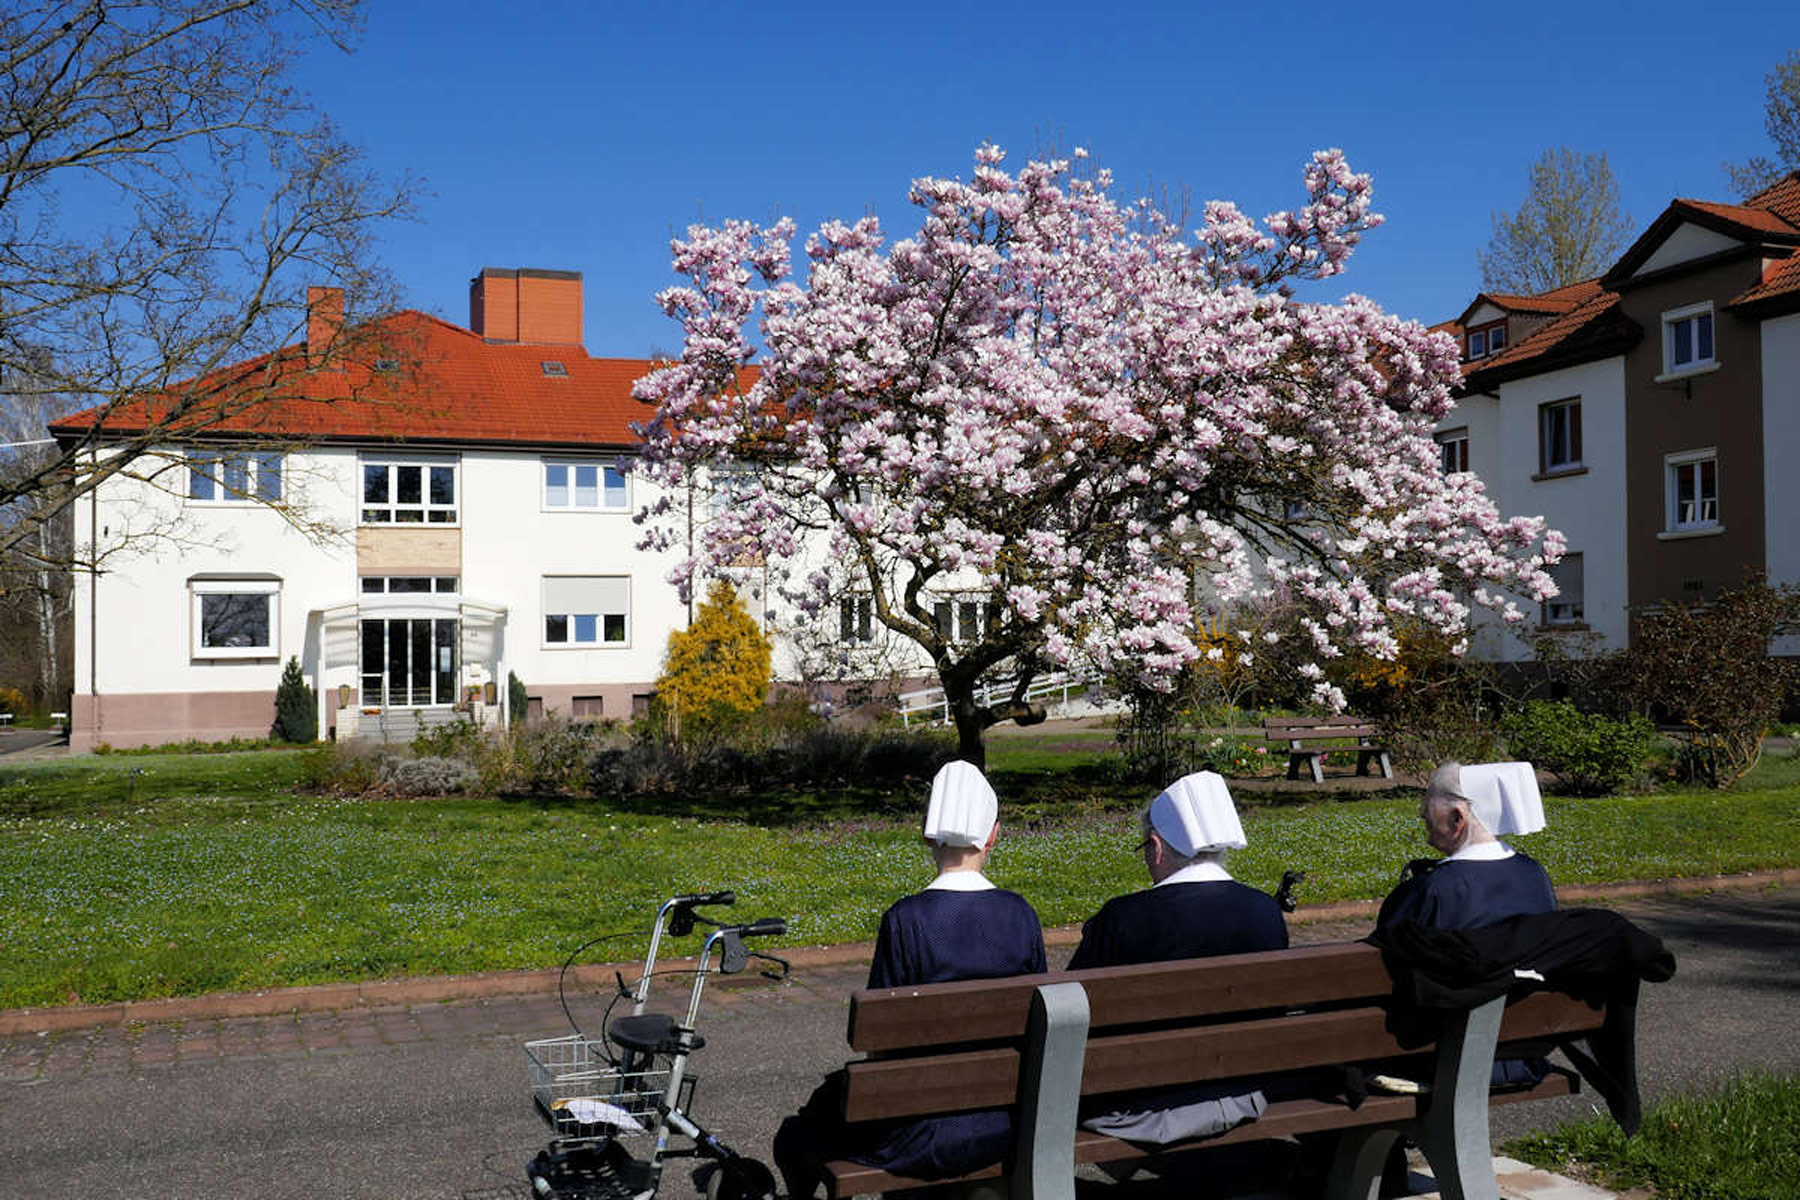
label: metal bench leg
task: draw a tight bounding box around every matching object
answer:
[1414,996,1505,1200]
[1009,981,1089,1200]
[1323,1126,1401,1200]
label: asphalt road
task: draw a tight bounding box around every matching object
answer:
[2,886,1797,1199]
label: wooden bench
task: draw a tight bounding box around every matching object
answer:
[1264,716,1393,783]
[824,942,1600,1200]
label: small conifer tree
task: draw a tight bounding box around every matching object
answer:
[657,579,773,739]
[508,670,528,726]
[273,656,317,743]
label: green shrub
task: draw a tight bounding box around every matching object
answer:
[272,657,316,743]
[1603,576,1800,787]
[0,685,28,716]
[507,670,528,726]
[1501,700,1660,796]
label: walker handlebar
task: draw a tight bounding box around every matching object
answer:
[740,917,786,938]
[676,890,736,908]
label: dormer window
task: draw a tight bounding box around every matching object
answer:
[1465,321,1507,361]
[541,360,568,377]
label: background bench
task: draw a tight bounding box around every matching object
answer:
[824,942,1600,1200]
[1264,716,1393,783]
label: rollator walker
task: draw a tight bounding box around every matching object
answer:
[523,891,788,1200]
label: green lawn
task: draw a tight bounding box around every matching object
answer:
[1,743,1797,1008]
[1507,1072,1800,1199]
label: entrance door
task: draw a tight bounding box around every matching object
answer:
[360,618,458,708]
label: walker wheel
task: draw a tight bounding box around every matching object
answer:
[703,1157,776,1200]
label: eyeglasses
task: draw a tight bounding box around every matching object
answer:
[1135,836,1155,856]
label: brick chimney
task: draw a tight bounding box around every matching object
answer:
[469,267,583,346]
[306,285,344,367]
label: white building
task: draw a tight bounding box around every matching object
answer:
[54,269,726,750]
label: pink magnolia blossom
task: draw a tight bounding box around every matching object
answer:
[632,147,1560,759]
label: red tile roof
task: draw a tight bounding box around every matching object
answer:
[1730,249,1800,309]
[50,310,755,448]
[1674,197,1800,238]
[1476,278,1604,316]
[1747,172,1800,227]
[1461,288,1637,385]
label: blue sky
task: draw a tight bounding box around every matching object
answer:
[295,1,1797,355]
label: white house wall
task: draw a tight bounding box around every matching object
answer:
[1764,312,1800,656]
[71,446,358,749]
[1442,357,1629,662]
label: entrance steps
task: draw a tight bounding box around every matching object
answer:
[355,706,465,745]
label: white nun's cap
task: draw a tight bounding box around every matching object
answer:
[1148,771,1247,856]
[1430,761,1547,837]
[923,760,998,848]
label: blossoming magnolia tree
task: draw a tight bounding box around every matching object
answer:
[632,147,1563,765]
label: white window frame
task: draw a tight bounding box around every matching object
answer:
[1664,448,1720,533]
[1543,552,1585,626]
[190,579,280,659]
[1538,398,1583,474]
[361,456,459,526]
[1659,302,1717,379]
[542,575,630,648]
[543,459,630,512]
[187,449,283,505]
[1436,428,1469,475]
[1465,321,1506,361]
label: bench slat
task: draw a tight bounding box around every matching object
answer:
[849,943,1394,1053]
[824,1073,1578,1196]
[844,992,1599,1121]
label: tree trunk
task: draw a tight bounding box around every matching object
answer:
[950,691,988,769]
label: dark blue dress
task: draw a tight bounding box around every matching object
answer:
[1376,850,1557,1085]
[1376,852,1556,933]
[1068,880,1289,970]
[774,884,1047,1194]
[1067,878,1289,1144]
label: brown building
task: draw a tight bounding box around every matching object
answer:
[1433,173,1800,661]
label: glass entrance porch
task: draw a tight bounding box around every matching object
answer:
[360,617,458,708]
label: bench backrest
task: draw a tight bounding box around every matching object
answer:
[1263,716,1380,742]
[842,942,1601,1122]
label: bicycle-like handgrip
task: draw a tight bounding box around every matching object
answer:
[742,917,787,937]
[679,890,735,907]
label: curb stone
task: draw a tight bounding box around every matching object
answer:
[4,868,1797,1038]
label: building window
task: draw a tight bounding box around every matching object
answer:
[188,450,282,503]
[1665,450,1719,531]
[543,576,629,646]
[571,696,605,719]
[1544,553,1584,626]
[1538,399,1582,473]
[191,579,279,658]
[934,597,993,644]
[361,576,458,594]
[840,596,874,643]
[1661,303,1716,375]
[544,461,629,511]
[1466,321,1506,361]
[362,458,457,524]
[1436,429,1469,474]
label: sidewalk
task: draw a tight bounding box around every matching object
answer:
[10,877,1794,1199]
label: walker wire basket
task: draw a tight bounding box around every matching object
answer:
[524,1034,695,1142]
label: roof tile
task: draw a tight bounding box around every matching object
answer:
[49,311,754,447]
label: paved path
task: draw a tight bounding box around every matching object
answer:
[3,886,1796,1199]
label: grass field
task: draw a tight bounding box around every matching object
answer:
[1506,1072,1800,1199]
[1,736,1797,1007]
